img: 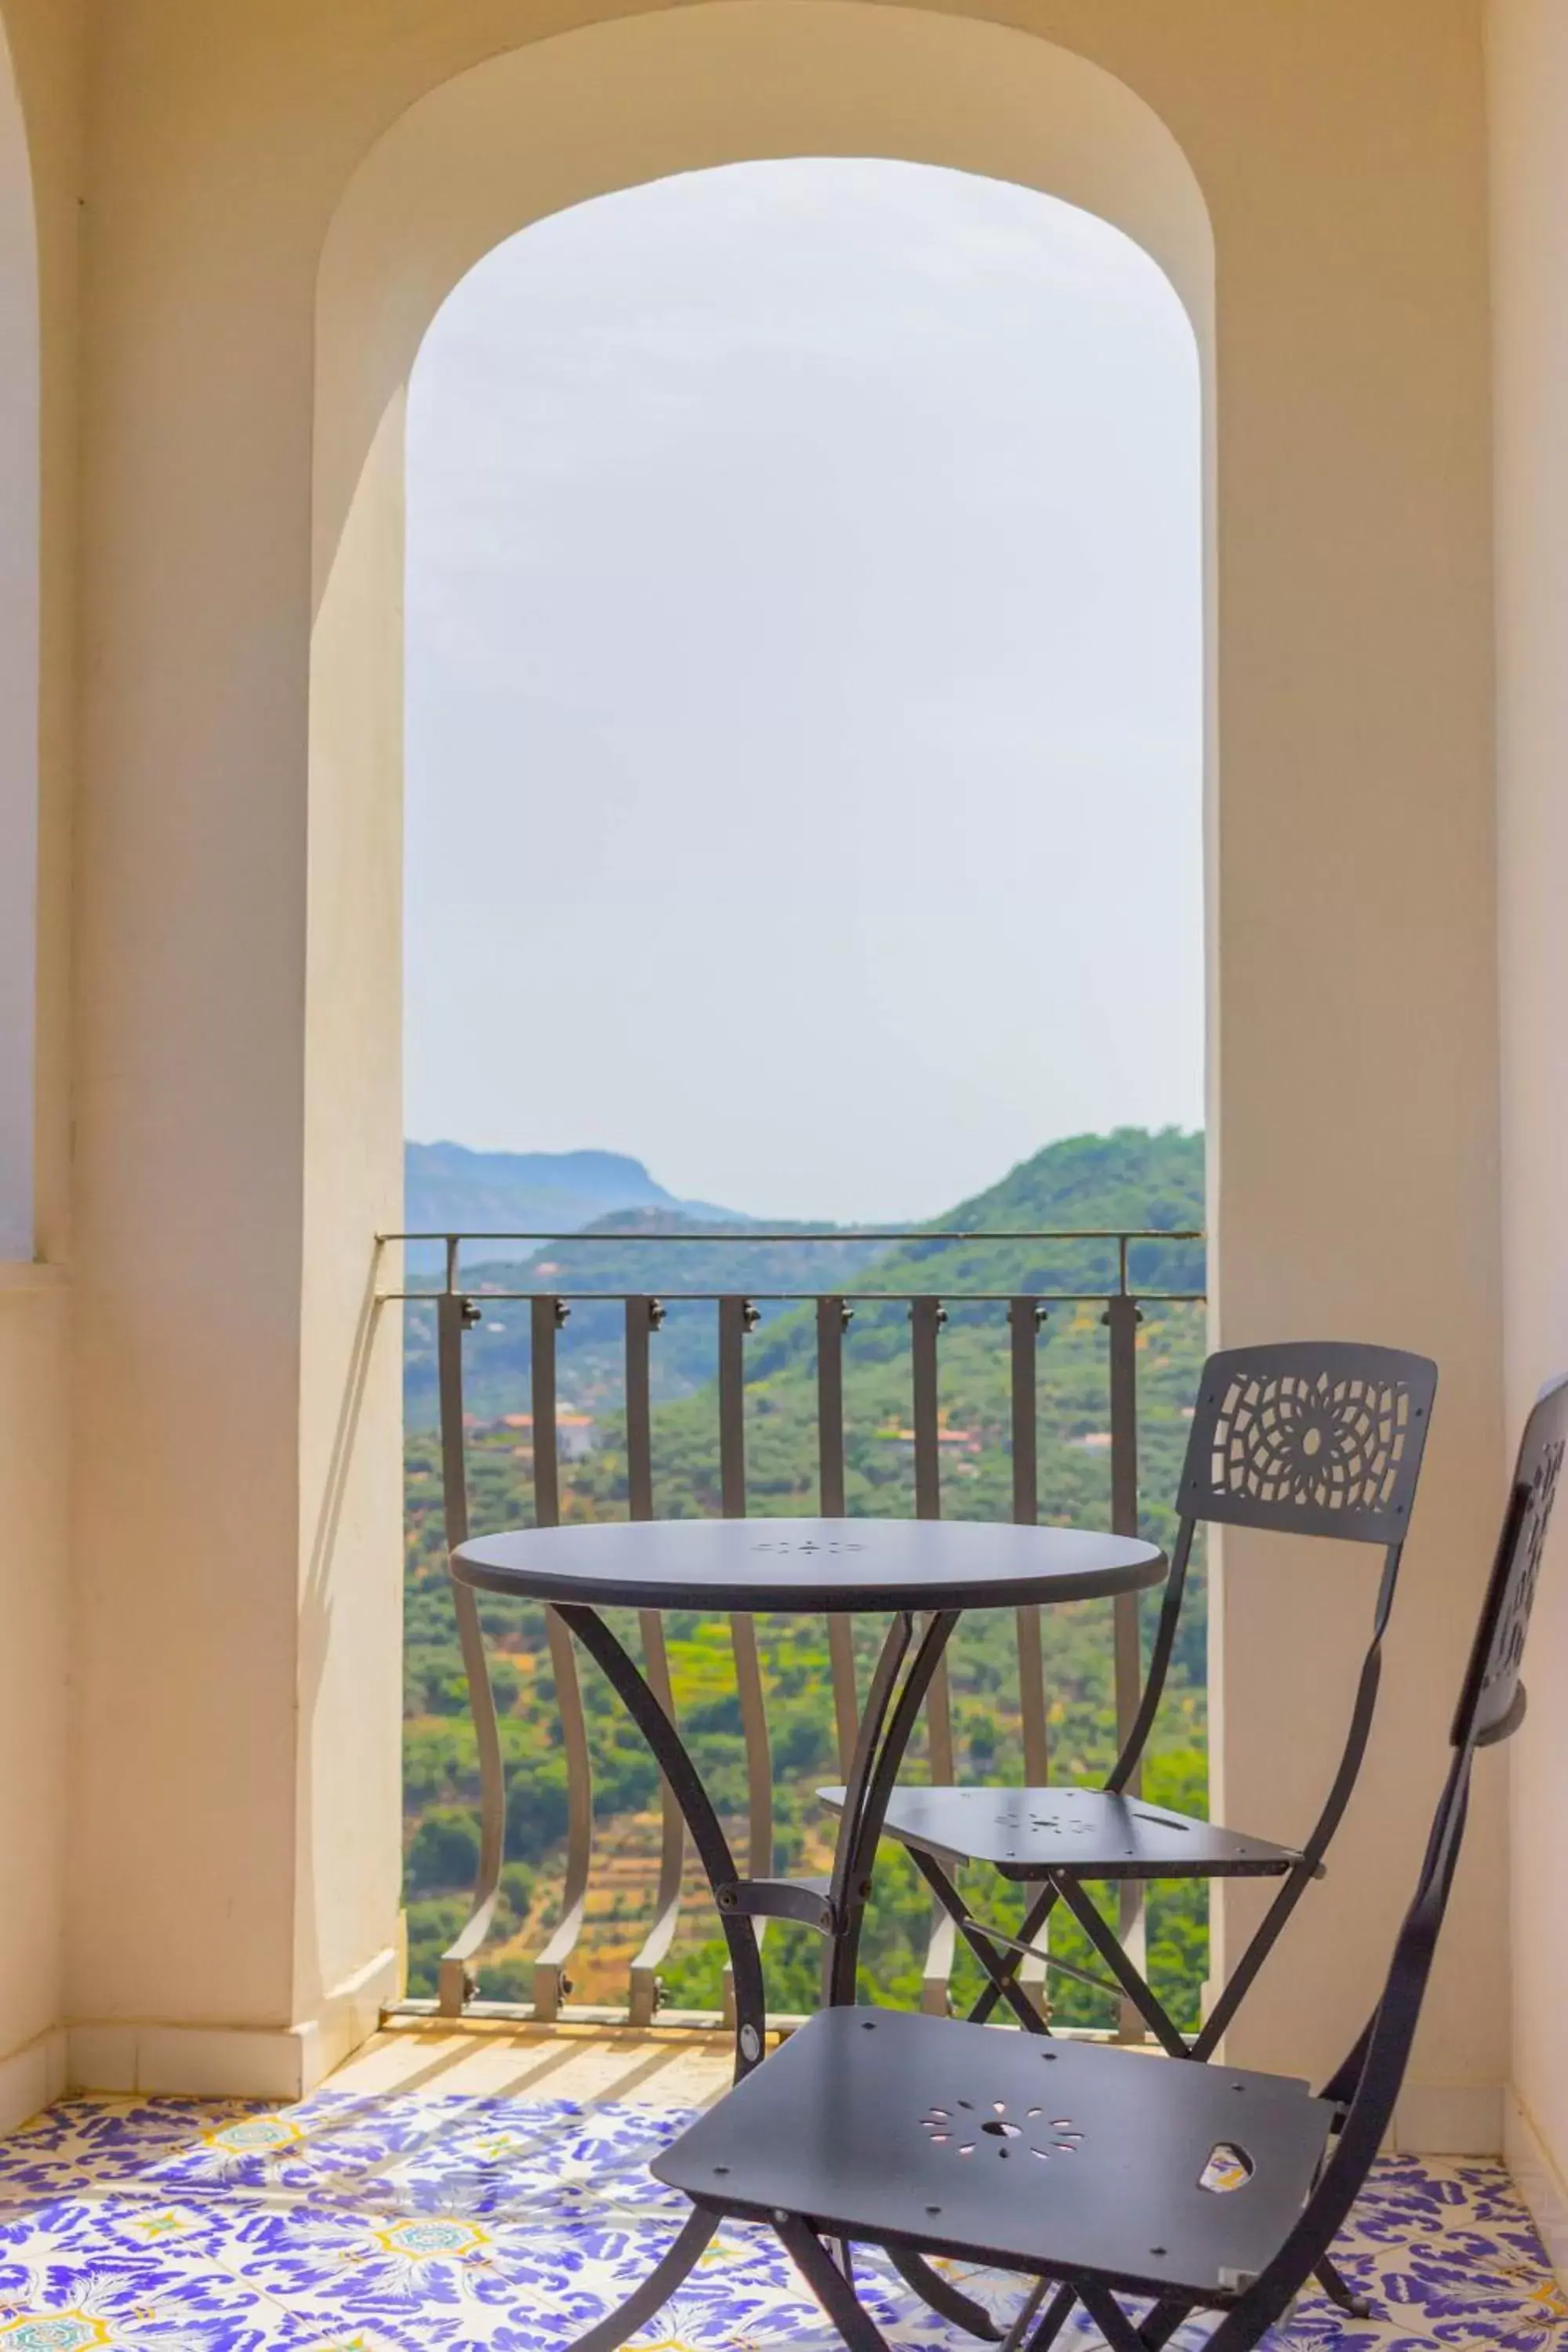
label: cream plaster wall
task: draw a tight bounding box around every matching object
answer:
[35,0,1505,2115]
[0,9,38,1262]
[0,0,81,2128]
[1488,0,1568,2238]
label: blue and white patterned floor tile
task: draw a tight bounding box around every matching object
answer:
[0,2088,1563,2350]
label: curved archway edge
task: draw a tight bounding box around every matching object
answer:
[299,1,1217,2042]
[293,0,1505,2116]
[314,3,1213,595]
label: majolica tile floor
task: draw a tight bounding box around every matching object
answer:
[0,2027,1563,2352]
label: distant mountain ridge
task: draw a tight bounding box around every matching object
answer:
[404,1141,739,1258]
[400,1127,1206,1424]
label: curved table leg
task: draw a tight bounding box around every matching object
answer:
[826,1610,960,2007]
[556,1602,962,2352]
[557,1602,768,2077]
[554,1605,766,2352]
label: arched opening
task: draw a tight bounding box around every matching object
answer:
[0,10,38,1259]
[306,4,1212,2034]
[397,151,1203,2016]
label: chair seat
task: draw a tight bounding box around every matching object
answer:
[818,1783,1313,1882]
[653,2005,1335,2303]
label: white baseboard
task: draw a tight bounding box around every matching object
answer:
[1505,2086,1568,2281]
[297,1944,403,2091]
[61,1945,401,2103]
[0,2028,67,2134]
[1392,2079,1504,2154]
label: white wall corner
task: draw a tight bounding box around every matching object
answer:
[300,1942,402,2091]
[1392,2080,1504,2155]
[1506,2086,1568,2282]
[63,1947,399,2103]
[0,2028,67,2135]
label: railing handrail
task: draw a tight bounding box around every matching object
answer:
[383,1224,1205,1244]
[381,1224,1207,1308]
[391,1288,1207,1303]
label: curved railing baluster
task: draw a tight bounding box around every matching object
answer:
[527,1294,594,2020]
[1010,1295,1051,2016]
[909,1295,958,2014]
[532,1604,593,2017]
[1105,1279,1146,2040]
[437,1258,506,2016]
[818,1294,862,1776]
[717,1296,773,2024]
[626,1285,686,2024]
[629,1606,686,2024]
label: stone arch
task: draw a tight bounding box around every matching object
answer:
[0,8,38,1258]
[296,0,1213,2048]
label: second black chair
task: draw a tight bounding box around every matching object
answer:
[655,1365,1563,2352]
[823,1341,1437,2060]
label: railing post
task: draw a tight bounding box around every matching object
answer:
[1009,1297,1050,2014]
[437,1250,505,2018]
[817,1295,848,1519]
[625,1297,684,2025]
[719,1297,771,2024]
[528,1294,592,2022]
[818,1298,860,1772]
[1009,1298,1051,1777]
[1011,1298,1048,1769]
[910,1296,944,1522]
[530,1294,564,1530]
[625,1294,659,1524]
[1105,1275,1146,2039]
[909,1296,956,2011]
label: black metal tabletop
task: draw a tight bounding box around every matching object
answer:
[450,1515,1164,1613]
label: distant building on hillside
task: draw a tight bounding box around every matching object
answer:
[498,1410,597,1461]
[877,1420,982,1456]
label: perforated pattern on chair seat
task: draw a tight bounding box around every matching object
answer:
[653,2005,1335,2299]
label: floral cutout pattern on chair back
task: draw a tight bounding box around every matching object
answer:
[1175,1343,1438,1545]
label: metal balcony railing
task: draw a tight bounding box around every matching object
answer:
[379,1226,1205,2036]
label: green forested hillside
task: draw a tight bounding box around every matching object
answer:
[401,1127,1210,2027]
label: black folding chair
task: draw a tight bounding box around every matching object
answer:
[652,1368,1568,2352]
[824,1341,1438,2065]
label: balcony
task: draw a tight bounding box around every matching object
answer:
[8,2,1568,2343]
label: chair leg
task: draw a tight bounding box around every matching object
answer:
[771,2213,895,2352]
[1313,2252,1372,2319]
[887,2245,1004,2340]
[1137,2297,1195,2348]
[997,2276,1051,2352]
[969,1882,1061,2024]
[1049,1875,1192,2059]
[1077,2282,1152,2352]
[909,1848,1047,2034]
[1021,2283,1079,2351]
[1191,1861,1316,2062]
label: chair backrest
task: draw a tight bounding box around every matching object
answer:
[1175,1341,1438,1546]
[1450,1370,1568,1752]
[1221,1370,1568,2350]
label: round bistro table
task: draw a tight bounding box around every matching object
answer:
[450,1515,1165,2352]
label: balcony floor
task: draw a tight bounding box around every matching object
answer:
[0,2022,1561,2350]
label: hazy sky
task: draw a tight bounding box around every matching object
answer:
[405,158,1203,1223]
